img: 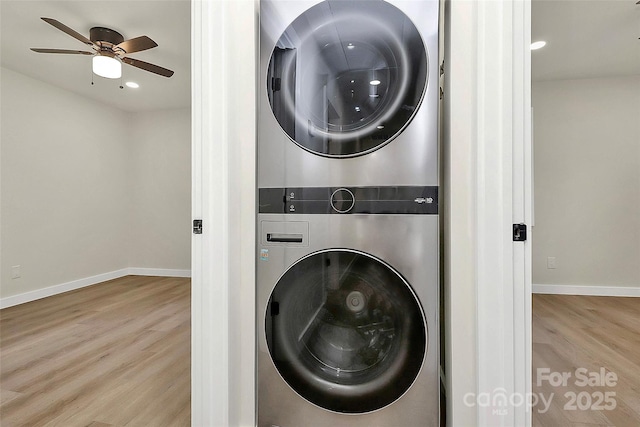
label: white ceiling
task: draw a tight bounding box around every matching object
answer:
[532,0,640,81]
[0,0,190,112]
[1,0,636,111]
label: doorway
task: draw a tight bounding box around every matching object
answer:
[530,0,640,424]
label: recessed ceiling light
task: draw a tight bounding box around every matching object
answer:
[347,43,355,49]
[531,41,547,50]
[125,81,140,89]
[370,79,381,86]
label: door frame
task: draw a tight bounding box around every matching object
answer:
[472,0,532,425]
[191,0,257,426]
[191,0,532,425]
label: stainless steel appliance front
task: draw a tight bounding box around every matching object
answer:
[256,211,439,426]
[258,0,441,423]
[259,0,440,188]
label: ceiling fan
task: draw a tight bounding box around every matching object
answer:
[30,17,174,78]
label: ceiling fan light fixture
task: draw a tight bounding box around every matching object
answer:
[32,18,174,78]
[93,55,122,79]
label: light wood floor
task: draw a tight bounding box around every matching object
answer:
[0,275,190,427]
[532,294,640,427]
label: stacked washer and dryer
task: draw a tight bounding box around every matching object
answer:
[257,1,440,425]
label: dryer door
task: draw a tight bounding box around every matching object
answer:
[265,249,427,413]
[266,0,428,157]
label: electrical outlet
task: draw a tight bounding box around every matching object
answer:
[547,257,557,269]
[11,265,21,279]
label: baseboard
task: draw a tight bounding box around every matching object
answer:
[0,267,191,309]
[0,269,129,309]
[127,267,191,278]
[533,283,640,297]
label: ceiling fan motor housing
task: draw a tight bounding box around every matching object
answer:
[90,27,124,46]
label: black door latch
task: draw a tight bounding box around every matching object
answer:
[193,219,203,234]
[513,223,527,241]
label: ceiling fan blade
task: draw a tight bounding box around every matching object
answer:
[115,36,158,54]
[31,48,94,55]
[41,17,94,47]
[122,57,174,78]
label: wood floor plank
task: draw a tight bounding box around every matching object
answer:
[0,276,190,427]
[0,389,23,407]
[533,294,640,427]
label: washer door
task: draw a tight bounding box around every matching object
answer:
[265,249,426,413]
[266,1,428,157]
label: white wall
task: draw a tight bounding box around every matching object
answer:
[128,109,191,270]
[0,67,191,301]
[1,67,130,298]
[532,76,640,290]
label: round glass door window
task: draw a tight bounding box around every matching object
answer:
[266,1,428,157]
[265,249,426,413]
